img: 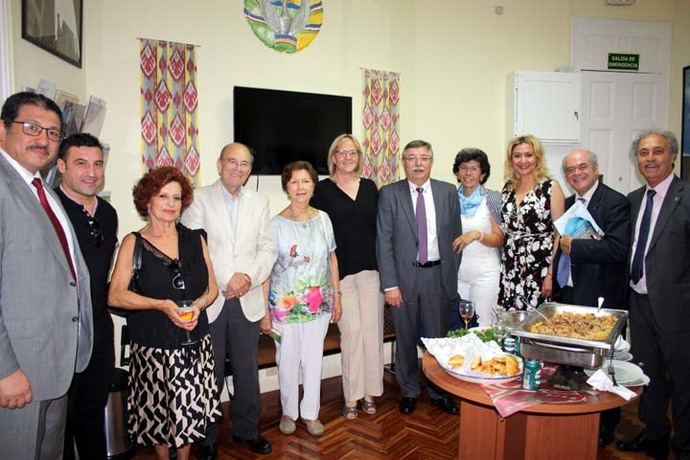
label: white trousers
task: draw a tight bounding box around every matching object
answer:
[274,313,331,421]
[338,270,384,402]
[458,255,501,327]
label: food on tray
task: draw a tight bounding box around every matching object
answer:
[529,311,616,340]
[470,354,521,377]
[448,354,465,369]
[437,334,522,377]
[447,326,497,343]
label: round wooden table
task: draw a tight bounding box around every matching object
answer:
[422,353,641,460]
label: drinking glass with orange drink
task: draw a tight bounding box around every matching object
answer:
[176,299,197,346]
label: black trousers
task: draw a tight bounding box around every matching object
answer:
[63,317,114,460]
[629,290,690,457]
[204,298,261,443]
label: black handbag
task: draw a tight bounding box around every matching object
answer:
[109,232,142,318]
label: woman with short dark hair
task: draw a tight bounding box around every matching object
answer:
[263,160,342,437]
[108,166,220,460]
[451,148,504,327]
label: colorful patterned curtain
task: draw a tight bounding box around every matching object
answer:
[361,69,400,187]
[139,39,200,183]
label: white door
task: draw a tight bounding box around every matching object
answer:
[580,71,668,195]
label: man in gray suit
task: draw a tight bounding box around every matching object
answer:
[377,139,462,415]
[0,92,93,459]
[616,131,690,460]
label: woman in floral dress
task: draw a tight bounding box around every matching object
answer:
[498,135,565,310]
[262,161,342,437]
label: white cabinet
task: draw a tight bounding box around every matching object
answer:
[506,71,581,142]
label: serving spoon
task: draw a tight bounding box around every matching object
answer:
[519,295,550,322]
[597,296,604,313]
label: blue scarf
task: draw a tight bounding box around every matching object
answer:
[458,185,485,217]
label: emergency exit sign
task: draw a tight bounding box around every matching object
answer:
[608,53,639,71]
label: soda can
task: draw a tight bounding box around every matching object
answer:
[522,359,542,391]
[503,337,516,354]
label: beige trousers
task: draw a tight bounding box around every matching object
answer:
[338,270,385,402]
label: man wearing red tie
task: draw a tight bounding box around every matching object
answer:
[0,92,93,459]
[616,131,690,460]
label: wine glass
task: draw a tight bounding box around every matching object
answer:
[458,300,475,330]
[176,300,197,346]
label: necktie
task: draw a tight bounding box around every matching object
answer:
[630,189,656,284]
[556,198,586,288]
[32,178,76,280]
[415,187,428,264]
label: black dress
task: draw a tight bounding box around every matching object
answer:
[126,224,221,448]
[498,179,555,310]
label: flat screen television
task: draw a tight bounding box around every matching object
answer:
[234,86,352,175]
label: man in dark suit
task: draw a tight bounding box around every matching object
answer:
[616,131,690,460]
[376,139,462,415]
[0,92,93,459]
[554,148,630,309]
[553,148,630,446]
[55,133,118,460]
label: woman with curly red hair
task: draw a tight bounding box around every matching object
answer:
[109,166,220,460]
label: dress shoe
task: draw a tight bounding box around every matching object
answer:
[616,432,669,456]
[232,434,272,455]
[599,430,614,446]
[432,396,459,415]
[198,443,217,460]
[399,397,418,415]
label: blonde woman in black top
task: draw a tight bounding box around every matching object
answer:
[311,134,384,420]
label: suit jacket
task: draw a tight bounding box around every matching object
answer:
[0,153,92,401]
[181,180,276,323]
[629,175,690,333]
[553,183,630,309]
[376,178,462,301]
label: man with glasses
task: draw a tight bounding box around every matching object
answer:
[552,148,630,446]
[181,142,276,458]
[55,133,118,460]
[0,92,93,458]
[376,139,462,415]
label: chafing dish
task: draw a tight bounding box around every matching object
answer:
[512,302,628,369]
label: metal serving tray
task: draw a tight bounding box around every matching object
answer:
[512,302,628,369]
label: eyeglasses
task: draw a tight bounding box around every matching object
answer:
[221,157,251,169]
[168,260,186,290]
[12,121,63,142]
[335,149,358,158]
[565,163,591,175]
[403,155,432,163]
[459,165,481,173]
[82,208,104,247]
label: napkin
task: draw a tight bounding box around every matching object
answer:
[614,336,630,352]
[586,369,637,400]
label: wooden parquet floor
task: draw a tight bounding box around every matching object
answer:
[132,373,663,460]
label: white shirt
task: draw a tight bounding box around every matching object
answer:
[0,148,77,273]
[566,180,599,287]
[408,179,440,262]
[630,173,674,294]
[221,185,244,238]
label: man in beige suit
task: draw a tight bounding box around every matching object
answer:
[0,93,92,459]
[181,143,275,457]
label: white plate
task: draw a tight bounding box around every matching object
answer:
[442,366,523,385]
[622,374,650,387]
[585,360,644,385]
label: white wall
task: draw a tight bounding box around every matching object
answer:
[5,0,690,391]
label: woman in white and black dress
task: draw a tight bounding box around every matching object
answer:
[108,166,220,460]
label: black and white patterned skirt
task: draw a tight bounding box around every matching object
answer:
[127,335,221,448]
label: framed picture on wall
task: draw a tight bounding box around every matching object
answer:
[21,0,82,68]
[683,66,690,181]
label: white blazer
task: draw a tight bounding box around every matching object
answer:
[181,180,276,323]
